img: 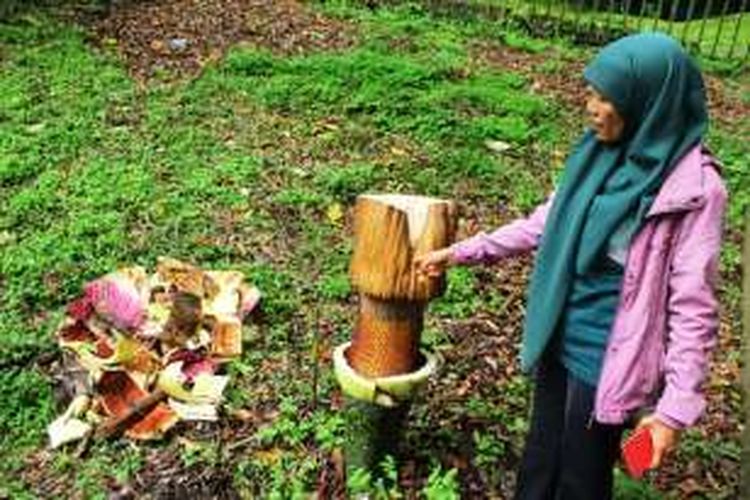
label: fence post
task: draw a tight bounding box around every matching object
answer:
[710,0,733,58]
[572,0,584,37]
[636,0,649,32]
[666,0,681,36]
[680,0,699,44]
[742,208,750,499]
[653,0,666,30]
[590,0,603,33]
[728,3,749,59]
[697,0,715,54]
[622,0,634,31]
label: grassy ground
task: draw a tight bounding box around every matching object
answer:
[0,1,747,497]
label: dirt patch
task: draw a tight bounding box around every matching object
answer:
[473,41,587,113]
[87,0,354,82]
[22,450,74,499]
[131,445,240,499]
[705,75,750,130]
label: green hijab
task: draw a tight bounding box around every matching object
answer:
[520,33,708,373]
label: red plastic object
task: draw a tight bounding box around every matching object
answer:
[621,426,654,479]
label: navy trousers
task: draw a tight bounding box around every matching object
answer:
[514,352,625,500]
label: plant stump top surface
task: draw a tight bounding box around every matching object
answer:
[350,194,457,302]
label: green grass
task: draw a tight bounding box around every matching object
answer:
[217,45,556,199]
[0,1,746,497]
[614,468,664,499]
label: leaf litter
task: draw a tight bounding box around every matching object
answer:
[85,0,355,82]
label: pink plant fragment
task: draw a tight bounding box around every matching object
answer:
[85,277,146,331]
[167,349,216,382]
[239,285,262,319]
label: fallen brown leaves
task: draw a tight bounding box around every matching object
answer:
[88,0,354,82]
[472,40,587,112]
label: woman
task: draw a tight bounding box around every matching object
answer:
[415,33,726,499]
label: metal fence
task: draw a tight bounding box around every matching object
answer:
[409,0,750,62]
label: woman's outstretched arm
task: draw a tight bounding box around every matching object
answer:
[450,193,556,266]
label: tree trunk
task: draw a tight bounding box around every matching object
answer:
[741,209,750,499]
[348,194,456,377]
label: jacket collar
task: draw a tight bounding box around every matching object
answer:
[647,145,707,217]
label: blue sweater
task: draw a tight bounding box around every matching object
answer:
[558,256,624,387]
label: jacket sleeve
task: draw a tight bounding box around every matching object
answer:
[450,193,555,265]
[655,172,727,429]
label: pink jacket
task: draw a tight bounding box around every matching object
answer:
[451,145,727,428]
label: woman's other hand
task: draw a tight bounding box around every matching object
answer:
[636,414,681,469]
[413,248,455,278]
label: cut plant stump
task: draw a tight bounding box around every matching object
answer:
[337,193,455,474]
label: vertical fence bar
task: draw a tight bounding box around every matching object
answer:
[502,1,511,31]
[710,0,733,58]
[552,0,559,38]
[697,0,715,54]
[557,0,569,39]
[680,0,699,43]
[666,0,680,35]
[636,0,649,31]
[653,0,666,30]
[482,1,493,28]
[623,0,634,31]
[590,0,603,32]
[574,0,585,37]
[605,0,616,33]
[500,0,511,32]
[728,0,749,59]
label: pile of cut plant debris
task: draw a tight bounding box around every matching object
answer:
[47,258,260,448]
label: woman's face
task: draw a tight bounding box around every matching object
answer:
[585,86,625,143]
